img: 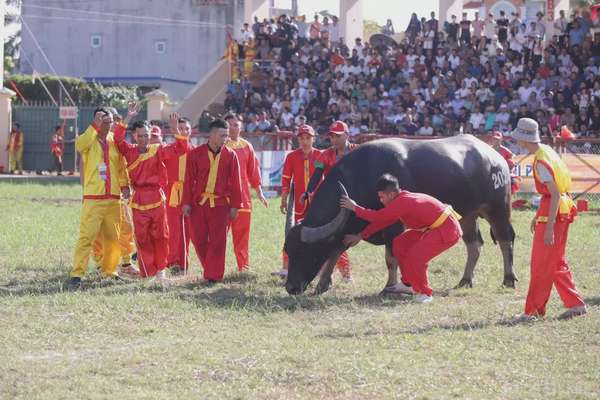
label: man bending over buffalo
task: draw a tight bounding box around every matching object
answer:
[340,174,463,303]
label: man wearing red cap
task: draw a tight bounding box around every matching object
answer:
[224,113,267,272]
[113,109,190,279]
[511,118,586,321]
[163,117,194,275]
[303,120,357,281]
[490,131,519,194]
[273,124,322,277]
[341,174,463,303]
[182,119,242,283]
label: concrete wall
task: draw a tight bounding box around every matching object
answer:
[19,0,246,101]
[339,0,363,48]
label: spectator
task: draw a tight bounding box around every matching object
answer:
[459,13,471,45]
[382,19,395,36]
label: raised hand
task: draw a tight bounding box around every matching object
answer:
[124,102,140,124]
[169,113,181,135]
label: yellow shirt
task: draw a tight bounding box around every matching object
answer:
[75,124,127,200]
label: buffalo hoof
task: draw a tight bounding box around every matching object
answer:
[454,278,473,289]
[502,274,518,289]
[314,280,331,295]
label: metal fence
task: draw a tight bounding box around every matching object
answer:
[12,103,146,172]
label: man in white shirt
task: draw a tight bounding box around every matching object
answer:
[483,13,496,40]
[448,49,460,70]
[417,118,434,136]
[469,105,485,130]
[518,80,535,103]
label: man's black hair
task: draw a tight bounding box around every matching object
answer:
[223,112,237,121]
[375,174,400,193]
[54,125,62,131]
[131,120,150,130]
[93,107,111,116]
[178,117,191,124]
[209,118,228,131]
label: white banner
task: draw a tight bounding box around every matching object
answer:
[257,151,289,188]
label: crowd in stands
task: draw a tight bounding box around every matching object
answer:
[223,9,600,145]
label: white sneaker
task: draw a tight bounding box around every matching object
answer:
[414,293,433,303]
[152,270,168,284]
[510,313,538,324]
[383,282,414,295]
[271,269,288,278]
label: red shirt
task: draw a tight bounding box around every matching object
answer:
[281,148,322,218]
[356,191,449,239]
[182,144,242,209]
[164,141,193,207]
[50,134,64,156]
[226,137,261,210]
[113,124,187,209]
[316,142,358,176]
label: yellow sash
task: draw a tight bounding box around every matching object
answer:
[199,151,221,207]
[127,145,159,173]
[428,206,462,230]
[168,154,187,207]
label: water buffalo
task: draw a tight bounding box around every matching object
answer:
[284,135,517,295]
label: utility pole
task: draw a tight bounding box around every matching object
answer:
[0,0,16,172]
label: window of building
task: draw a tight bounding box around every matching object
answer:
[90,35,102,48]
[155,40,167,54]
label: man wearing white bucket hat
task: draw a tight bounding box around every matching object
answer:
[511,118,587,321]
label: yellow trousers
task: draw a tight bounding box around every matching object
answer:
[8,150,23,172]
[92,202,135,265]
[72,199,121,278]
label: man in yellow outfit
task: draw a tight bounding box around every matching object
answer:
[69,107,129,289]
[91,109,139,277]
[6,122,24,174]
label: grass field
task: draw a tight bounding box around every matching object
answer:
[1,181,600,399]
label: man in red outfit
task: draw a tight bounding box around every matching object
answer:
[224,113,267,272]
[511,118,586,321]
[113,108,189,279]
[490,131,519,194]
[304,120,356,281]
[272,124,322,277]
[341,174,463,303]
[182,119,242,283]
[164,117,194,275]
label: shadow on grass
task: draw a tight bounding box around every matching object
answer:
[584,296,600,307]
[0,273,136,297]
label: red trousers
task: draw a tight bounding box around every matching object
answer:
[133,205,169,278]
[166,205,191,269]
[190,204,229,281]
[524,221,585,316]
[228,210,251,270]
[393,218,462,296]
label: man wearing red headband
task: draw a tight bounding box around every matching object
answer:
[303,120,356,282]
[273,124,322,277]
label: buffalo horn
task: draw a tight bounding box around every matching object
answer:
[300,182,350,243]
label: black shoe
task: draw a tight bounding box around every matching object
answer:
[67,277,82,290]
[169,265,185,276]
